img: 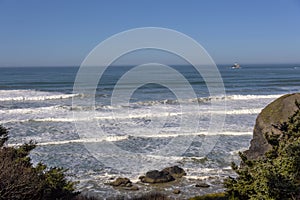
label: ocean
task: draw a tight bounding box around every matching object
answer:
[1,64,300,198]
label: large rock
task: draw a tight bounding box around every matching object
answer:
[139,166,186,184]
[109,177,139,190]
[109,177,132,187]
[244,93,300,160]
[162,166,186,178]
[139,170,175,183]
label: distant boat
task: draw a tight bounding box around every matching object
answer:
[231,62,240,69]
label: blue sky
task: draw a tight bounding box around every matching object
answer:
[0,0,300,66]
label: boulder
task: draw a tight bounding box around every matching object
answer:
[109,177,132,187]
[139,170,175,183]
[195,183,210,188]
[109,177,139,191]
[162,166,186,178]
[244,93,300,160]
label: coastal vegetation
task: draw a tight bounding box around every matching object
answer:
[189,192,226,200]
[0,125,79,200]
[224,101,300,199]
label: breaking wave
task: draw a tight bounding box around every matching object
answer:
[0,89,79,102]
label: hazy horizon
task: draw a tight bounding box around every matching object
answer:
[1,62,300,68]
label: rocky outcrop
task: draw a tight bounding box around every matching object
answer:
[109,177,132,187]
[139,166,186,184]
[109,177,139,190]
[162,166,186,178]
[244,93,300,160]
[139,170,175,183]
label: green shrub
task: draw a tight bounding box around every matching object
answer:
[0,125,79,200]
[189,192,227,200]
[130,192,169,200]
[224,101,300,200]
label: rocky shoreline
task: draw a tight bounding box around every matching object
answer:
[2,93,298,199]
[83,166,227,199]
[79,93,300,199]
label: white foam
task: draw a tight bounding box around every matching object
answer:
[1,103,261,118]
[0,89,79,102]
[228,94,282,100]
[185,167,225,176]
[32,117,77,122]
[1,106,260,124]
[212,108,262,115]
[8,135,129,147]
[2,117,81,123]
[0,89,282,105]
[186,94,282,104]
[7,131,252,148]
[136,131,252,138]
[115,93,282,107]
[0,106,62,115]
[185,175,212,180]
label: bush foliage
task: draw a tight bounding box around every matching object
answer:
[224,101,300,200]
[0,126,79,200]
[189,192,227,200]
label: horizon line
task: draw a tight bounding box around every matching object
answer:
[1,62,300,68]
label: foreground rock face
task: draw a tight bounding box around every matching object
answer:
[244,93,300,160]
[139,166,186,184]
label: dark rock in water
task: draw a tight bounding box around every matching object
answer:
[139,170,175,183]
[244,93,300,160]
[109,177,139,191]
[195,183,210,188]
[162,166,186,178]
[109,177,132,187]
[139,166,186,184]
[173,189,181,194]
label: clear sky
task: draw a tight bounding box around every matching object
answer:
[0,0,300,66]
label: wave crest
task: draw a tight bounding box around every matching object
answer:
[0,90,79,102]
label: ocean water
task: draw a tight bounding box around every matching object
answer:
[0,64,300,198]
